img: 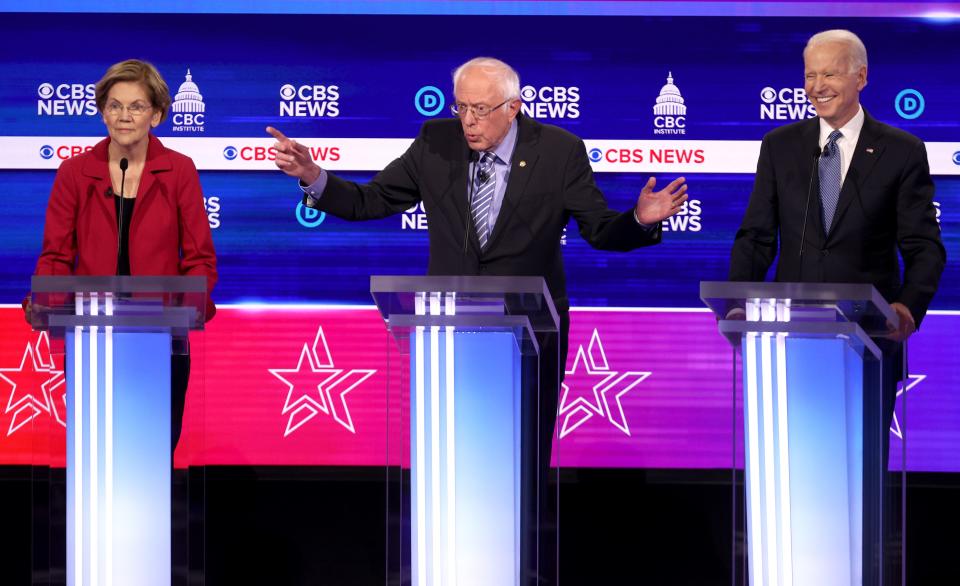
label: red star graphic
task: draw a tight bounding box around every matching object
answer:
[322,368,375,434]
[1,337,65,437]
[270,344,343,436]
[269,326,376,437]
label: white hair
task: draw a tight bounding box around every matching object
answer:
[452,57,521,102]
[805,29,868,72]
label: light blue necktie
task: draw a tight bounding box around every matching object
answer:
[471,152,497,248]
[818,129,843,235]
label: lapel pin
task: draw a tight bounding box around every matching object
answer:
[866,148,875,154]
[519,160,526,168]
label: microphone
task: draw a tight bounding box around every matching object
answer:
[477,167,490,184]
[798,146,822,281]
[463,150,479,257]
[116,157,129,276]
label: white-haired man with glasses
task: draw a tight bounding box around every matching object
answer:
[268,56,688,584]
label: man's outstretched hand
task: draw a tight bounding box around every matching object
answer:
[635,176,688,225]
[267,126,321,185]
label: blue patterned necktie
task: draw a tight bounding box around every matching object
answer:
[471,152,497,248]
[818,129,843,235]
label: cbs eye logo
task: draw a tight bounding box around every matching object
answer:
[280,84,297,100]
[39,145,55,160]
[38,83,55,99]
[223,146,238,160]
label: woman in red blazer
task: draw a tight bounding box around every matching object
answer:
[29,59,217,450]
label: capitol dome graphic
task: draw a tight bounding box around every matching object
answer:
[653,72,686,116]
[172,69,205,114]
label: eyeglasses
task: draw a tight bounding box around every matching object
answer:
[451,99,511,120]
[105,102,153,117]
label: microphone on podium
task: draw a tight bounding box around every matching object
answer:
[798,146,824,281]
[116,157,129,275]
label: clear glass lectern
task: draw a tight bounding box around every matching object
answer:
[30,275,207,586]
[701,281,905,586]
[372,275,560,586]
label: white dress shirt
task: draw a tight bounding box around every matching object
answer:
[819,104,865,186]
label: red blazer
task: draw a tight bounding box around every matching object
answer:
[32,134,218,319]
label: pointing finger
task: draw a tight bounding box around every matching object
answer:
[266,126,288,142]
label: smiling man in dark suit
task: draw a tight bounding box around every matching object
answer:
[730,29,945,339]
[268,56,687,584]
[729,29,946,580]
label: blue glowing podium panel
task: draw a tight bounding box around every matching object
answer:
[372,275,558,586]
[701,281,903,586]
[31,276,207,586]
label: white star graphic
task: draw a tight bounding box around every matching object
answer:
[269,326,375,437]
[557,329,650,439]
[1,332,65,436]
[890,374,925,440]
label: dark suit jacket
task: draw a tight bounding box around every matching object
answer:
[729,110,945,327]
[311,114,660,314]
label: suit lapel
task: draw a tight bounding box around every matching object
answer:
[81,140,118,239]
[485,116,539,251]
[826,111,884,238]
[133,134,172,227]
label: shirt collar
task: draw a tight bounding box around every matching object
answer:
[819,104,864,145]
[488,118,518,164]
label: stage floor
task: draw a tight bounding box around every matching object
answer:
[2,466,958,585]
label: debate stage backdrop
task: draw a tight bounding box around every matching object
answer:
[0,2,957,473]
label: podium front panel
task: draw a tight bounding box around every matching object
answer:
[65,329,172,586]
[700,283,903,586]
[30,276,208,586]
[375,277,558,586]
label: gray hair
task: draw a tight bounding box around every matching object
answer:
[804,29,868,72]
[452,57,521,103]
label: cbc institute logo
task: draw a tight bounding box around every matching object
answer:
[170,69,205,133]
[652,72,686,135]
